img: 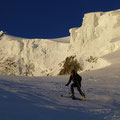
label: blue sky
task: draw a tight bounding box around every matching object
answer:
[0,0,120,39]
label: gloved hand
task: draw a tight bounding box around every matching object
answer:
[65,84,68,86]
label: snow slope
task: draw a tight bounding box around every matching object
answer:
[0,49,120,120]
[1,9,120,76]
[0,9,120,119]
[69,9,120,56]
[0,34,69,76]
[69,9,120,70]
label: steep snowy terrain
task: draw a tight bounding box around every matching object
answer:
[0,34,69,76]
[0,9,120,120]
[0,49,120,120]
[1,9,120,76]
[69,9,120,70]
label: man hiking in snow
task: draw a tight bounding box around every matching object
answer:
[65,70,86,99]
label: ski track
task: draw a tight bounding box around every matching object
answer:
[0,72,120,120]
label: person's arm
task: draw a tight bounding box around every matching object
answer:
[65,76,72,86]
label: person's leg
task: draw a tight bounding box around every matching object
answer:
[77,85,85,97]
[70,83,76,98]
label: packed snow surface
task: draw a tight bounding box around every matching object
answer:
[0,49,120,120]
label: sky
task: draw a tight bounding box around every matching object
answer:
[0,0,120,39]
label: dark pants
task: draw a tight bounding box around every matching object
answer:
[71,83,85,97]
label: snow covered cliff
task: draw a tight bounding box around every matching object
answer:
[69,9,120,71]
[69,9,120,57]
[0,35,69,76]
[1,9,120,76]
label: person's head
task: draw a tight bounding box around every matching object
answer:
[71,70,76,76]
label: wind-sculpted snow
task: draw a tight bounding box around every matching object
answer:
[69,9,120,62]
[69,10,120,56]
[0,35,69,76]
[1,9,120,76]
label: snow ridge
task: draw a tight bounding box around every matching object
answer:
[1,9,120,76]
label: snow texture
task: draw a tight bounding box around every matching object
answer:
[0,9,120,120]
[0,49,120,120]
[2,9,120,76]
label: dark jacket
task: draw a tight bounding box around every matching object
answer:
[66,73,82,87]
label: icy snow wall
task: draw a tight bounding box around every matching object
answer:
[68,9,120,71]
[1,9,120,76]
[69,10,120,57]
[0,34,69,76]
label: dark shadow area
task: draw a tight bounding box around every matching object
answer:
[0,79,104,120]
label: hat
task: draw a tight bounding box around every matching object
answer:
[71,70,76,75]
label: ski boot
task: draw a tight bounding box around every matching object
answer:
[70,93,75,99]
[81,95,86,100]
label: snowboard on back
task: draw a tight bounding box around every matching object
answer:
[60,94,85,101]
